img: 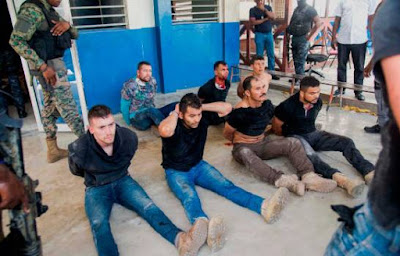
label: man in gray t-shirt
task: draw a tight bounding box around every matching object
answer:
[287,0,323,77]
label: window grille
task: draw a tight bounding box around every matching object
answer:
[171,0,219,25]
[69,0,127,29]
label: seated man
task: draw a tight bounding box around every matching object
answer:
[68,105,206,256]
[197,61,231,125]
[237,55,272,99]
[121,61,175,131]
[272,76,374,198]
[224,76,337,196]
[159,93,289,252]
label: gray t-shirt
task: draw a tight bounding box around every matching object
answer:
[287,4,318,36]
[369,0,400,229]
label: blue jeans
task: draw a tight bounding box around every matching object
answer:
[85,175,181,256]
[130,102,177,131]
[165,160,264,224]
[291,35,310,75]
[325,203,400,256]
[255,32,275,71]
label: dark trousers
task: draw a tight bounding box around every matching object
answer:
[294,131,374,179]
[374,81,390,128]
[337,42,367,93]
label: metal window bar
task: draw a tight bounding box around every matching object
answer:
[171,0,219,25]
[69,1,127,30]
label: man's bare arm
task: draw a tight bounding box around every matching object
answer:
[158,104,179,138]
[223,123,236,141]
[271,117,284,136]
[202,102,232,117]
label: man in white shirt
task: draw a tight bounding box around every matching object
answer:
[331,0,377,101]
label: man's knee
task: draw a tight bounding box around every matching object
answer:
[233,147,253,163]
[89,214,110,231]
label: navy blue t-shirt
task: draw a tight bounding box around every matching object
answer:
[250,5,273,33]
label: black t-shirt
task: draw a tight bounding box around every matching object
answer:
[198,77,231,104]
[249,5,273,33]
[288,4,318,37]
[368,0,400,230]
[227,100,274,136]
[161,118,208,171]
[274,92,322,136]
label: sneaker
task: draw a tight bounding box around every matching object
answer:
[261,187,289,223]
[334,89,346,96]
[364,124,380,134]
[301,172,337,193]
[207,216,226,253]
[355,92,365,101]
[176,218,208,256]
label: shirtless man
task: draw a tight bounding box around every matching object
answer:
[237,55,272,99]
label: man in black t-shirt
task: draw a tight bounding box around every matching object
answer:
[198,61,231,125]
[287,0,323,76]
[273,76,374,198]
[69,105,207,256]
[326,1,400,254]
[250,0,278,79]
[159,93,289,252]
[224,76,336,196]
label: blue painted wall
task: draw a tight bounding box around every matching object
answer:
[76,28,161,113]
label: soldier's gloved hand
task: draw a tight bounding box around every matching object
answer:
[50,20,71,36]
[0,164,29,212]
[40,64,57,86]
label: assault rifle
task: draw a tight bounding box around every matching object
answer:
[0,90,48,256]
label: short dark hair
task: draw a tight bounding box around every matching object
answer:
[137,61,151,70]
[242,76,257,91]
[179,93,202,114]
[250,55,264,65]
[300,76,320,91]
[88,105,111,123]
[214,60,227,70]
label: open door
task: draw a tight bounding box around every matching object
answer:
[6,0,89,132]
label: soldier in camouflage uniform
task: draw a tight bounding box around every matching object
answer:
[9,0,84,163]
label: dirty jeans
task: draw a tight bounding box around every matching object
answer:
[85,175,181,256]
[325,202,400,256]
[165,160,264,223]
[232,136,314,185]
[130,102,177,130]
[294,131,374,179]
[292,35,310,75]
[255,32,275,70]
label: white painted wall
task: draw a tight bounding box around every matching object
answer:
[222,0,240,23]
[126,0,156,29]
[239,1,255,21]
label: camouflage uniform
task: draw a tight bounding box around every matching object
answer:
[9,0,83,138]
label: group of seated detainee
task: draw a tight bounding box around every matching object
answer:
[67,59,375,256]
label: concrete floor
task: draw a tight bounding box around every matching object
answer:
[3,80,381,256]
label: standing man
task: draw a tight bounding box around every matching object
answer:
[121,61,176,131]
[224,76,336,196]
[331,0,377,101]
[250,0,279,80]
[9,0,84,163]
[287,0,323,78]
[272,76,374,198]
[237,55,272,99]
[197,60,231,125]
[0,0,27,118]
[159,93,289,252]
[69,105,207,256]
[325,0,400,254]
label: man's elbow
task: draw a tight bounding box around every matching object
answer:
[218,103,232,117]
[158,125,174,138]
